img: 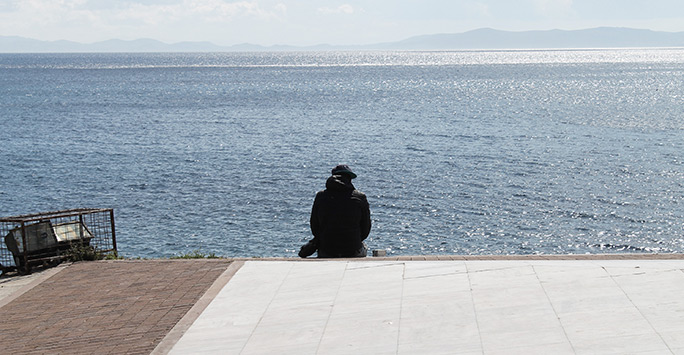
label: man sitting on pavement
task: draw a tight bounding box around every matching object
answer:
[299,164,371,258]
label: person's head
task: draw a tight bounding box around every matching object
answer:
[331,164,357,179]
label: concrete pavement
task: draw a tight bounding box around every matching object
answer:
[162,258,684,354]
[2,256,684,354]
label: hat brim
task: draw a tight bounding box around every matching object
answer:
[334,170,357,179]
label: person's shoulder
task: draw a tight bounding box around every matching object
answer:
[352,189,367,199]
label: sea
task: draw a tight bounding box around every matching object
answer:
[1,49,683,258]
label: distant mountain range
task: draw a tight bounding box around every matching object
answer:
[2,27,684,53]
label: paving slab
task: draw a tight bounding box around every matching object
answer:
[163,259,684,355]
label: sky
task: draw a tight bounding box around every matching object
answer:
[1,0,684,46]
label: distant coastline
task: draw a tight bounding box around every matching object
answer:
[2,27,684,53]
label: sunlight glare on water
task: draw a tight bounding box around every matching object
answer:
[1,49,683,258]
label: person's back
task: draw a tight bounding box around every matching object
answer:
[300,165,371,258]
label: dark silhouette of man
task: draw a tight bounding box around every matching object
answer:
[299,164,371,258]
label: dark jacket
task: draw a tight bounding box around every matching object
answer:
[308,174,371,258]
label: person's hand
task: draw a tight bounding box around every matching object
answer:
[298,241,317,258]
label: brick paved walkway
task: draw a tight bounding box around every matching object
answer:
[0,260,231,355]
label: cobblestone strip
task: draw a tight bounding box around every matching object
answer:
[0,260,231,355]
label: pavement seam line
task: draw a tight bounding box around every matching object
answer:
[464,261,485,353]
[531,263,577,354]
[151,260,243,355]
[315,261,349,355]
[395,262,407,354]
[239,261,295,354]
[602,264,675,354]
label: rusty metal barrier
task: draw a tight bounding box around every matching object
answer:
[1,208,117,274]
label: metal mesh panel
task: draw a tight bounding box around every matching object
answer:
[1,208,116,273]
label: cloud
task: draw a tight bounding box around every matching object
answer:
[464,1,490,17]
[113,1,284,24]
[0,0,288,41]
[1,0,97,27]
[2,0,285,25]
[317,4,354,15]
[531,0,575,17]
[186,0,277,20]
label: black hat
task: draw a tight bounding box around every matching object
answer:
[331,164,357,179]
